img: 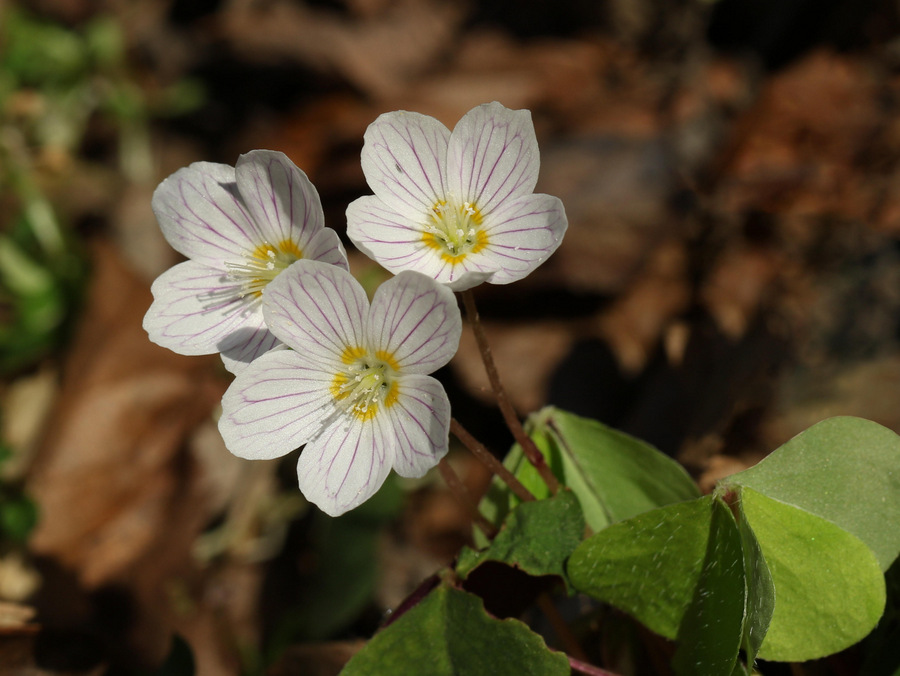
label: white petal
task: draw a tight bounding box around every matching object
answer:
[152,162,261,266]
[262,260,368,366]
[478,193,568,285]
[361,111,450,221]
[297,413,392,517]
[235,150,325,250]
[143,260,259,355]
[367,271,461,374]
[446,102,540,217]
[386,375,451,478]
[219,326,281,374]
[218,349,335,460]
[303,227,350,271]
[347,196,493,290]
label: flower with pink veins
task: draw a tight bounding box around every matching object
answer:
[144,150,347,373]
[347,101,567,291]
[218,259,462,517]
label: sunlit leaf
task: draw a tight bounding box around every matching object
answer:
[740,487,885,661]
[568,496,712,639]
[728,416,900,571]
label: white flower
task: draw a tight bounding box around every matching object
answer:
[143,150,347,373]
[346,101,567,291]
[218,259,462,516]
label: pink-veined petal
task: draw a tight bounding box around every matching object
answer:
[361,111,450,221]
[367,271,461,374]
[446,102,540,217]
[477,192,567,285]
[235,150,325,249]
[143,260,258,356]
[152,161,261,266]
[296,413,392,517]
[218,349,335,460]
[262,260,368,366]
[303,227,349,271]
[219,326,281,374]
[385,375,451,478]
[347,196,492,289]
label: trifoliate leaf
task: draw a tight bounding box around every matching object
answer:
[672,496,746,676]
[567,496,712,639]
[340,583,569,676]
[456,490,584,588]
[740,487,885,661]
[728,416,900,571]
[480,407,700,538]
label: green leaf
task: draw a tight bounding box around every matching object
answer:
[480,407,700,537]
[672,497,746,676]
[735,497,774,665]
[340,583,569,676]
[568,496,712,639]
[740,487,885,661]
[728,416,900,570]
[456,490,584,587]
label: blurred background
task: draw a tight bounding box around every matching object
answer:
[2,0,900,673]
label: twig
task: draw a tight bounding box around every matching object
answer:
[537,592,588,661]
[451,418,535,503]
[460,290,560,494]
[438,458,498,539]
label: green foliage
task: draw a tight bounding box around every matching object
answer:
[479,407,700,540]
[726,416,900,571]
[672,497,748,676]
[568,496,713,640]
[340,582,569,676]
[568,416,897,670]
[738,486,884,661]
[456,490,584,588]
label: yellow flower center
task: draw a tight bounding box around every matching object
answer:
[422,200,488,263]
[227,240,303,298]
[330,347,400,421]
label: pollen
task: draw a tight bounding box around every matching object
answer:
[331,348,399,421]
[226,239,304,298]
[422,199,488,263]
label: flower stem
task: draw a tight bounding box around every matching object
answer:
[568,656,621,676]
[438,458,498,539]
[460,290,560,495]
[450,418,535,503]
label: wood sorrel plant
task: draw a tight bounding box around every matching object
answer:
[145,102,900,675]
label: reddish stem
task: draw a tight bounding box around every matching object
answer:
[460,290,560,494]
[568,656,621,676]
[450,418,535,503]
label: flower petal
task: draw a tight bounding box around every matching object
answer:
[143,260,258,355]
[478,193,567,284]
[361,111,450,221]
[386,375,451,478]
[219,349,335,460]
[446,102,540,217]
[297,413,392,516]
[219,326,281,374]
[347,196,493,290]
[152,161,261,266]
[234,150,325,249]
[367,270,461,374]
[303,227,350,271]
[262,260,368,366]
